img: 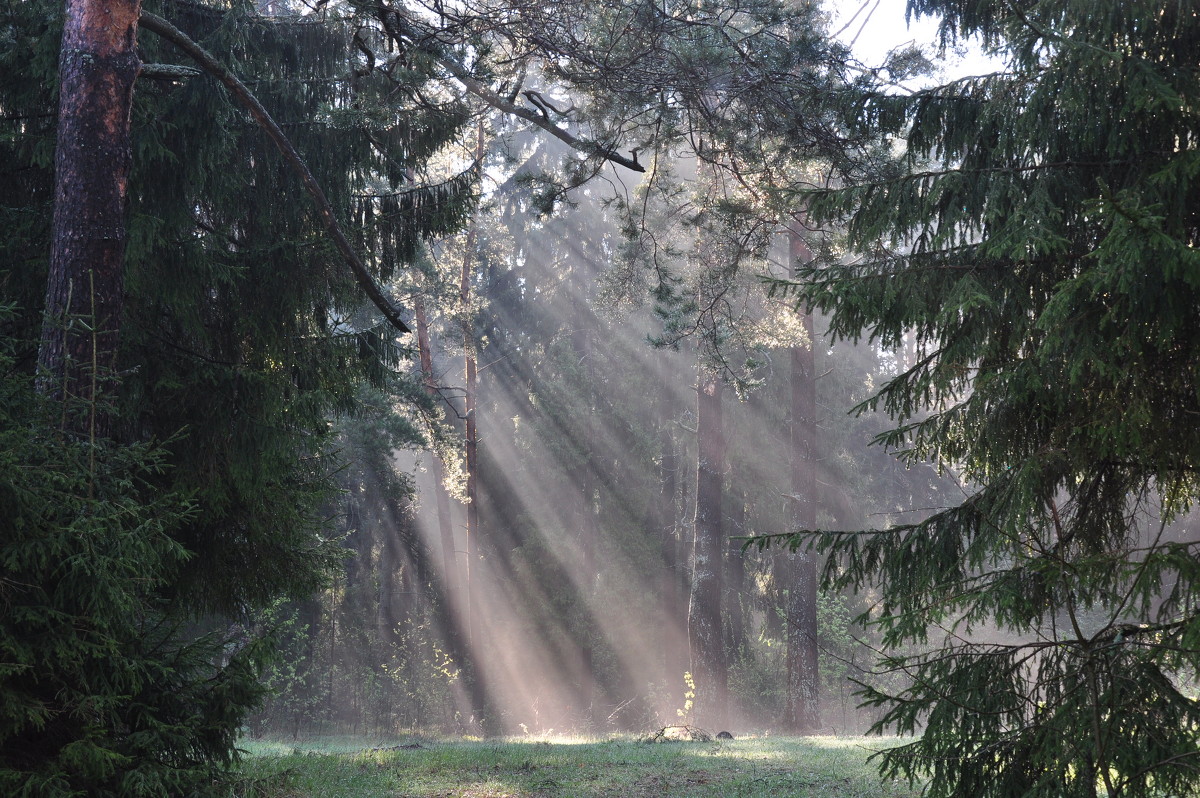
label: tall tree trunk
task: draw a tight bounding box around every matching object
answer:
[570,306,598,722]
[782,226,820,733]
[688,369,727,728]
[658,403,687,706]
[678,450,693,660]
[456,120,486,729]
[412,293,487,730]
[725,487,747,656]
[376,505,400,647]
[415,295,460,600]
[38,0,142,437]
[461,247,480,651]
[460,122,484,658]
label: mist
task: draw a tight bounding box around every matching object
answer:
[241,127,959,742]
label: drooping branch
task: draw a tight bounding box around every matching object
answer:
[138,11,412,334]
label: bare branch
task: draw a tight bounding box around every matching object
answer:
[422,41,645,173]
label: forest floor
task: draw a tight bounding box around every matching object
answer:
[233,733,921,797]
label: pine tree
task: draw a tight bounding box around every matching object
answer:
[774,0,1200,794]
[37,0,141,434]
[0,309,257,797]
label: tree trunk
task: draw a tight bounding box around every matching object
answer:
[415,295,460,600]
[38,0,142,437]
[782,226,820,734]
[453,121,488,732]
[461,252,480,654]
[688,370,727,729]
[658,406,687,706]
[570,307,598,722]
[460,122,485,661]
[375,502,400,647]
[411,292,488,729]
[725,487,747,656]
[678,451,693,661]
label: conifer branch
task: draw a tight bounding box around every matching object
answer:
[138,11,412,335]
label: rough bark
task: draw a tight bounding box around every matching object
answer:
[688,370,727,728]
[782,226,820,733]
[38,0,142,437]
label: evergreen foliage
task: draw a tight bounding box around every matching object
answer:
[0,0,475,789]
[773,0,1200,795]
[0,308,269,796]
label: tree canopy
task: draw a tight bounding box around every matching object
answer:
[0,0,474,791]
[771,0,1200,795]
[11,0,1200,793]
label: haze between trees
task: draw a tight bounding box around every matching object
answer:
[2,0,1199,797]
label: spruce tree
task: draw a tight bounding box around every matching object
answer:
[0,0,475,789]
[774,0,1200,795]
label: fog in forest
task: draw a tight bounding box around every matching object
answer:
[245,127,959,740]
[239,0,1018,743]
[13,0,1200,793]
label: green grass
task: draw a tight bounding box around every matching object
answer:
[232,734,921,797]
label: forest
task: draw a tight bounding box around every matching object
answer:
[3,0,1200,796]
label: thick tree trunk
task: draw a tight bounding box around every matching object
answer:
[782,227,820,733]
[38,0,142,437]
[688,370,727,728]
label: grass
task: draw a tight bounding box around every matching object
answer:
[232,733,921,797]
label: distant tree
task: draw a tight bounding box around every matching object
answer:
[689,368,728,727]
[772,0,1200,794]
[781,228,819,734]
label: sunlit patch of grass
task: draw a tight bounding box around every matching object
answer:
[233,734,922,797]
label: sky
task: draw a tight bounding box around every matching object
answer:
[828,0,942,61]
[826,0,1005,82]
